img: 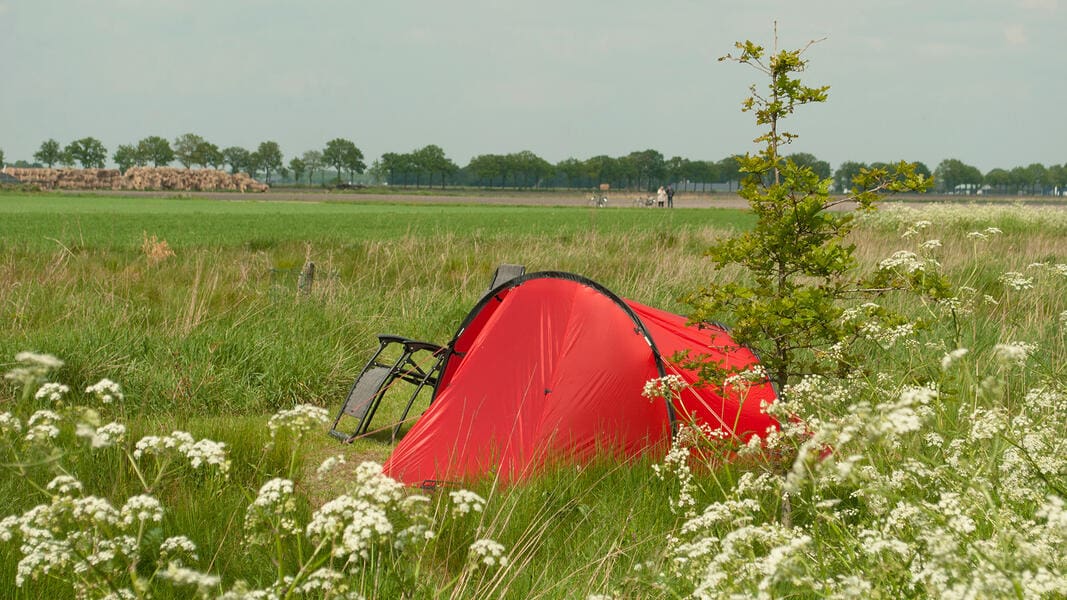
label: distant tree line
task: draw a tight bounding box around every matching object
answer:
[4,136,1066,195]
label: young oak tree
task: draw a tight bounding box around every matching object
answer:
[687,32,943,392]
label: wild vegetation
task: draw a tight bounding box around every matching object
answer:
[1,188,1065,597]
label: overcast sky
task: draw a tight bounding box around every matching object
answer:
[2,0,1063,173]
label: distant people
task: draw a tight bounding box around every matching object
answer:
[666,184,675,208]
[656,186,667,208]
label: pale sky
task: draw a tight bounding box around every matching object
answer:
[2,0,1063,173]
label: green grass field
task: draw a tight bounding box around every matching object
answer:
[1,191,1065,598]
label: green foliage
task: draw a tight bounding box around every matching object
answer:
[253,141,284,183]
[935,157,984,193]
[137,136,175,167]
[288,156,306,183]
[172,133,206,169]
[63,137,108,169]
[112,143,139,173]
[33,139,63,168]
[687,34,936,390]
[196,140,224,170]
[222,146,252,175]
[322,138,365,183]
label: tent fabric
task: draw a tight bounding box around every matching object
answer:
[382,272,778,486]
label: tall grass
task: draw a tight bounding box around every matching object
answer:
[1,193,1065,598]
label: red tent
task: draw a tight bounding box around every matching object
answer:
[382,272,779,486]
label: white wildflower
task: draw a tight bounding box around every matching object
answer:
[46,475,83,496]
[924,432,944,448]
[267,404,329,441]
[245,478,300,542]
[968,408,1005,442]
[940,348,969,371]
[84,378,123,404]
[158,562,221,591]
[449,489,486,517]
[76,421,127,449]
[468,538,509,568]
[351,461,404,505]
[27,409,61,427]
[184,438,229,473]
[641,374,687,400]
[878,250,926,273]
[316,454,346,478]
[5,352,64,387]
[25,423,60,443]
[337,502,393,561]
[121,495,163,526]
[0,412,22,435]
[919,239,942,250]
[993,342,1033,366]
[34,382,70,403]
[999,271,1034,291]
[159,536,199,565]
[133,431,230,476]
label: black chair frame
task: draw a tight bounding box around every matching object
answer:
[328,334,447,443]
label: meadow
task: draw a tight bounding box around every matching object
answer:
[1,191,1065,598]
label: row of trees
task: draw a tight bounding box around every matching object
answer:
[5,137,1065,195]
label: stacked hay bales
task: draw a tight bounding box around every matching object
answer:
[121,167,268,192]
[0,167,268,192]
[1,167,60,187]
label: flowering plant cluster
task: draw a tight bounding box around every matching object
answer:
[634,215,1067,599]
[1,354,511,597]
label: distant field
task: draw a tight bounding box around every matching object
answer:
[0,192,753,251]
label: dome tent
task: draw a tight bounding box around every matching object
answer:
[377,271,779,487]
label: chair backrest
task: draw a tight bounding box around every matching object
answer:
[486,264,525,294]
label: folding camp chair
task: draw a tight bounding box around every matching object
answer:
[328,335,447,443]
[486,264,525,294]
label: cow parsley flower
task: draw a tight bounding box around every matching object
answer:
[0,412,22,435]
[267,404,329,441]
[336,502,393,562]
[449,489,486,517]
[76,421,127,449]
[940,348,969,371]
[5,352,64,388]
[84,379,123,404]
[641,375,687,400]
[999,271,1034,291]
[121,495,163,527]
[46,475,83,496]
[993,342,1033,366]
[351,461,404,505]
[468,538,509,568]
[158,562,221,591]
[34,382,70,403]
[878,250,926,273]
[316,454,346,478]
[25,411,61,442]
[245,478,300,542]
[133,431,230,476]
[159,536,199,565]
